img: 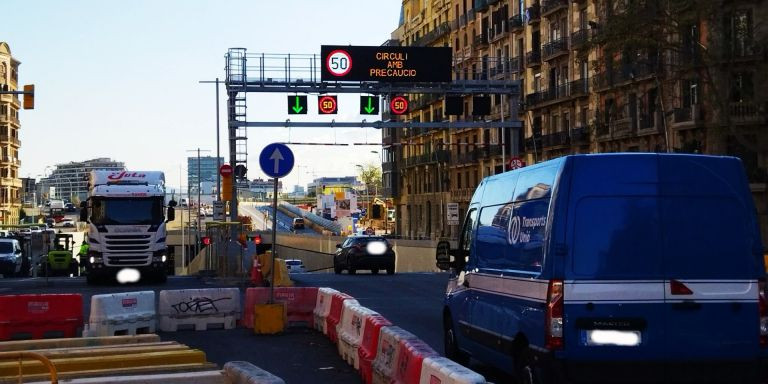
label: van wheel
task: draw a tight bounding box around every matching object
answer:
[444,314,469,366]
[514,345,546,384]
[333,262,341,274]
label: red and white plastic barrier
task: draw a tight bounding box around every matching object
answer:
[158,288,240,331]
[358,314,392,384]
[337,304,377,368]
[371,326,419,384]
[419,356,487,384]
[393,338,439,384]
[0,294,83,341]
[313,287,339,334]
[243,287,318,328]
[85,291,154,337]
[326,292,358,343]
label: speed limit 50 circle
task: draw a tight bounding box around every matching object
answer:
[326,49,352,77]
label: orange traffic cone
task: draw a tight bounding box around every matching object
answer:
[250,256,264,286]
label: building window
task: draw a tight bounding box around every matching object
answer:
[731,72,753,102]
[681,79,698,108]
[725,9,753,57]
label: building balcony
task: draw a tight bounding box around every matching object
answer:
[473,33,489,48]
[1,157,20,166]
[541,0,569,17]
[488,0,500,5]
[0,135,20,146]
[673,105,704,126]
[541,131,570,147]
[382,161,396,173]
[526,4,541,23]
[593,64,659,91]
[489,20,508,43]
[637,112,664,135]
[451,188,475,202]
[474,0,489,12]
[509,56,523,74]
[729,102,765,124]
[526,49,542,67]
[509,15,524,32]
[571,29,589,49]
[489,57,523,78]
[412,22,452,47]
[570,127,590,144]
[542,37,569,61]
[610,117,635,138]
[459,14,467,27]
[467,9,476,21]
[452,149,479,165]
[569,78,589,97]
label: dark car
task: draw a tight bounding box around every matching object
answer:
[0,239,23,277]
[333,235,395,275]
[292,218,305,230]
[64,203,76,213]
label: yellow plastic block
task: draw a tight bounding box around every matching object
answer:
[0,334,161,352]
[16,363,219,382]
[0,349,206,377]
[253,303,286,335]
[273,259,294,287]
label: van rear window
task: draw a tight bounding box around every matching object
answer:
[572,197,663,278]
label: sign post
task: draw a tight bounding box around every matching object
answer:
[259,143,295,304]
[446,203,460,226]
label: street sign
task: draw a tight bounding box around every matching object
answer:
[318,95,338,114]
[508,156,525,170]
[447,202,460,225]
[390,96,409,115]
[360,95,379,115]
[219,164,233,177]
[320,45,452,82]
[287,95,308,114]
[213,201,225,221]
[259,143,295,178]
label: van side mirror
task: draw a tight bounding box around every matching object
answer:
[436,240,453,271]
[167,206,176,222]
[335,243,342,249]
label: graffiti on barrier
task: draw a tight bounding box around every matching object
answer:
[172,296,232,314]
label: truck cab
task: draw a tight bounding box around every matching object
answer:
[80,171,176,284]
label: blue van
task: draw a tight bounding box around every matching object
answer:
[435,153,767,383]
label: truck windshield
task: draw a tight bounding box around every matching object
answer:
[90,197,164,225]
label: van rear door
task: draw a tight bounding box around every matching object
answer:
[659,156,762,361]
[563,155,668,365]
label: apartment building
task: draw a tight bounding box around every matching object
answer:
[40,158,125,203]
[0,42,23,225]
[386,0,767,241]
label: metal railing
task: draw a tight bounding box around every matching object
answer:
[0,351,59,383]
[279,202,342,235]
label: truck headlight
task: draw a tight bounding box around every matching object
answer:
[89,256,95,264]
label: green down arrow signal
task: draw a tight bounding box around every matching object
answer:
[364,97,375,114]
[292,96,304,113]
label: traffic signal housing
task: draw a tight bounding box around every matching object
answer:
[23,84,34,110]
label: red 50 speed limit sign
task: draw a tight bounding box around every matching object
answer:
[326,49,352,77]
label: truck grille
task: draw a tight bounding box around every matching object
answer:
[104,235,152,266]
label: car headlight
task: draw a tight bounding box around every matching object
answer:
[89,256,95,264]
[161,255,167,263]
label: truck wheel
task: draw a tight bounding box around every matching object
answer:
[70,261,80,277]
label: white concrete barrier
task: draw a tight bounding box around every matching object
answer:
[371,326,418,384]
[338,304,377,369]
[312,287,338,334]
[224,361,285,384]
[159,288,241,332]
[419,356,487,384]
[86,291,155,337]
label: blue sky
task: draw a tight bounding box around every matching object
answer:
[4,0,401,191]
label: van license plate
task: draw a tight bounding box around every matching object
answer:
[582,330,641,346]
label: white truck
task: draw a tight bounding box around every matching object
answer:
[79,170,176,284]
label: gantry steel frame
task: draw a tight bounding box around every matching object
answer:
[224,48,523,221]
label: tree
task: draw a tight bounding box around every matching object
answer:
[579,0,767,181]
[357,163,382,197]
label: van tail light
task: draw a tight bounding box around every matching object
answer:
[670,279,693,295]
[759,279,767,347]
[546,279,564,350]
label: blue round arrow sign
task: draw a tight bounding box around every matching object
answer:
[259,143,294,178]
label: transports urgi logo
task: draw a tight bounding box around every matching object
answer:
[507,214,547,245]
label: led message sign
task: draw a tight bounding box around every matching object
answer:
[321,45,452,83]
[318,95,338,114]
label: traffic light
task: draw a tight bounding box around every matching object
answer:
[201,236,211,248]
[252,234,262,245]
[23,84,34,110]
[222,173,232,201]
